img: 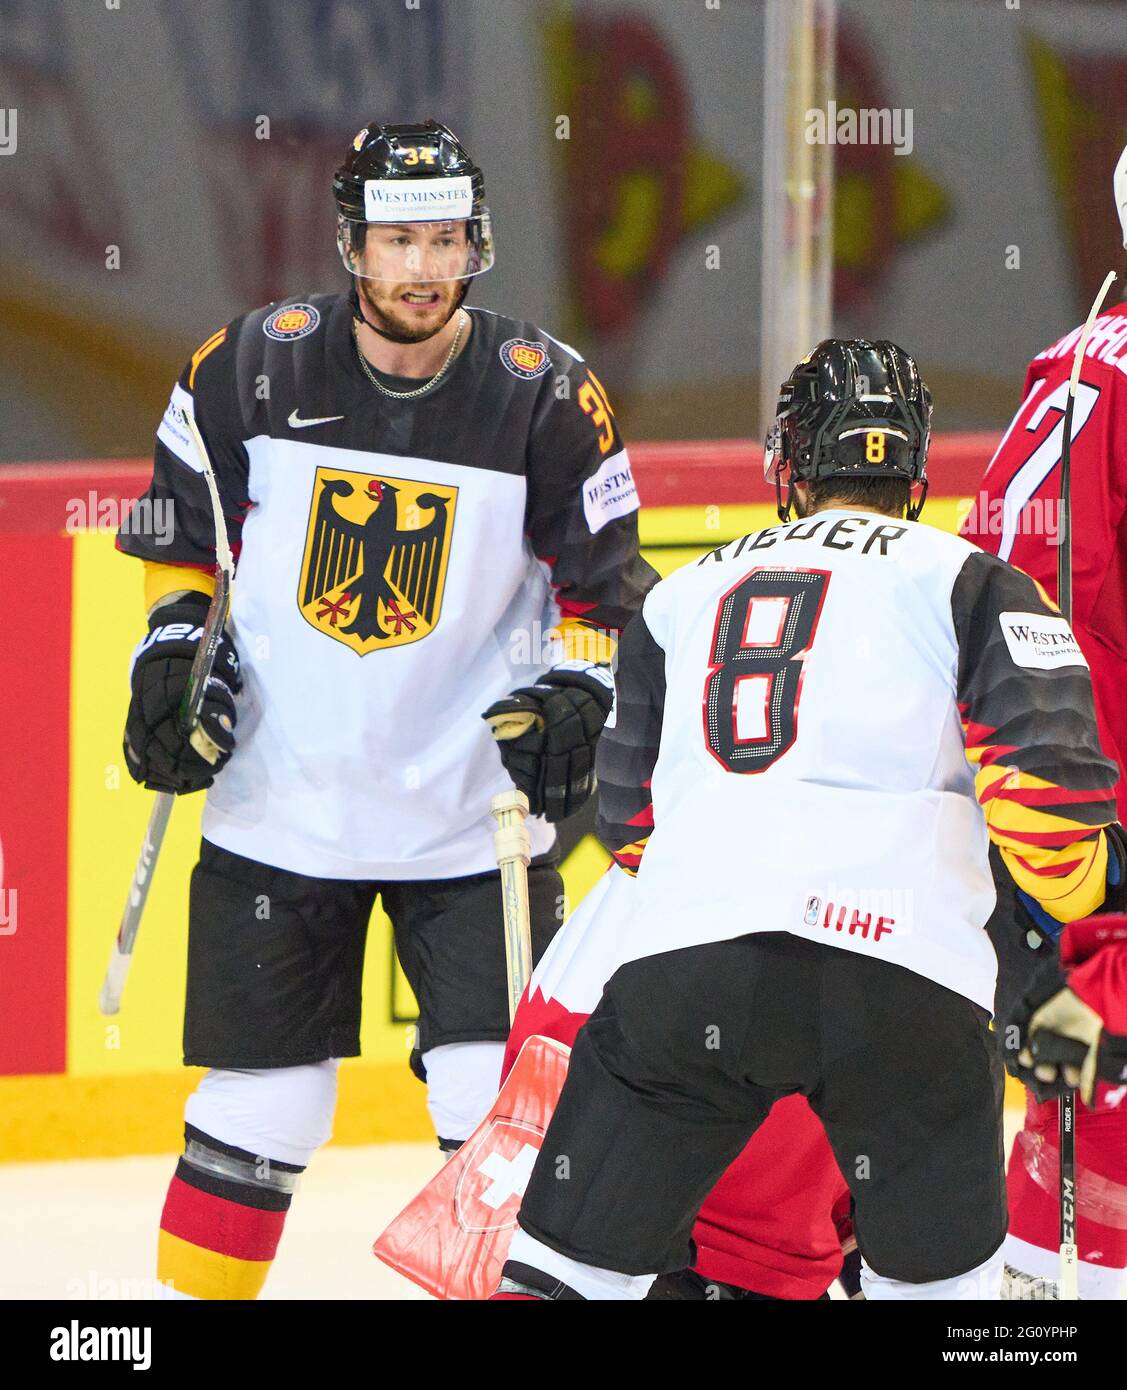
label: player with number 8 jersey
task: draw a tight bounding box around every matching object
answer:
[493,340,1121,1302]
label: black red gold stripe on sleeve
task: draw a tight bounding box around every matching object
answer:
[610,838,649,876]
[972,761,1113,920]
[960,713,1017,768]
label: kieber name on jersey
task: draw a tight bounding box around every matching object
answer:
[596,512,1117,1012]
[703,512,909,561]
[118,295,656,880]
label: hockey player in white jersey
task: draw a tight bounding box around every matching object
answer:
[491,340,1125,1302]
[115,120,656,1299]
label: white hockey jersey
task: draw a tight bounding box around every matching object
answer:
[596,510,1118,1010]
[118,295,656,879]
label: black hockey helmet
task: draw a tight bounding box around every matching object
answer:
[764,339,932,522]
[333,120,493,281]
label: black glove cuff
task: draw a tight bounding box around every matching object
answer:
[1099,1031,1127,1089]
[541,661,614,717]
[147,589,212,629]
[136,590,241,693]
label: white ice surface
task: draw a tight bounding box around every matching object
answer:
[0,1113,1025,1301]
[0,1143,442,1301]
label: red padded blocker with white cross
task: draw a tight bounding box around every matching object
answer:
[373,1034,570,1301]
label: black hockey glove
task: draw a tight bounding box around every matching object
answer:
[1099,1029,1127,1092]
[124,592,241,794]
[1003,979,1101,1104]
[1005,978,1127,1105]
[482,662,614,822]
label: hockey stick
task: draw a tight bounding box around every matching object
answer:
[490,788,533,1024]
[98,407,235,1015]
[1054,268,1117,1298]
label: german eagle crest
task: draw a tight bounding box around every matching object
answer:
[298,466,457,654]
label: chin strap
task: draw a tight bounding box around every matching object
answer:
[906,476,928,521]
[349,284,413,341]
[348,281,470,343]
[775,468,795,523]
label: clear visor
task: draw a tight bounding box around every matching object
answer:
[763,422,784,481]
[337,212,494,283]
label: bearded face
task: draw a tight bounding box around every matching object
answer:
[347,221,473,343]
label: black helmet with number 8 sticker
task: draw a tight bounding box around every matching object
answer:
[764,339,932,522]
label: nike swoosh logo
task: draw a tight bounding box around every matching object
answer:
[288,409,344,428]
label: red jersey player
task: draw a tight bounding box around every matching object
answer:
[961,145,1127,1299]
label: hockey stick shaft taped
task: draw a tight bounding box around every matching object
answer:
[491,789,533,1025]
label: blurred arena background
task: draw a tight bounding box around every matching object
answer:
[2,0,1125,461]
[0,0,1125,1279]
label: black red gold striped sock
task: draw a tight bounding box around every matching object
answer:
[157,1124,303,1300]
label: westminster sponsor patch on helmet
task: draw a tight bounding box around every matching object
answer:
[364,175,473,223]
[263,304,321,342]
[499,338,551,380]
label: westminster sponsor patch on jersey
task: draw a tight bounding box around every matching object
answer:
[499,338,552,380]
[155,383,198,470]
[582,450,638,533]
[999,612,1089,670]
[297,465,458,655]
[264,303,321,341]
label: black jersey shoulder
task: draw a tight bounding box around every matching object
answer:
[228,293,353,438]
[197,296,598,480]
[180,293,349,441]
[467,307,587,381]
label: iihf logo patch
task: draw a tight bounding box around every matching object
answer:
[499,338,551,380]
[263,304,321,342]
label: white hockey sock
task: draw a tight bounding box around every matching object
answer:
[507,1229,655,1301]
[422,1041,504,1143]
[860,1247,1003,1300]
[185,1059,339,1166]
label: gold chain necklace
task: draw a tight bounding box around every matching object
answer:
[351,311,466,401]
